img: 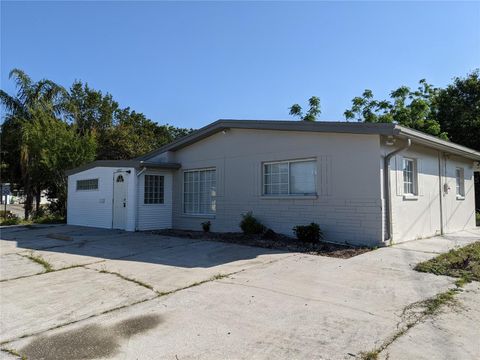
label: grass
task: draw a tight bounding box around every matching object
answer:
[24,253,53,272]
[360,243,480,359]
[1,347,27,360]
[98,269,155,291]
[359,286,461,360]
[414,242,480,282]
[0,213,66,227]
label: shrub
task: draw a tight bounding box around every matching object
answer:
[0,210,12,218]
[31,206,47,220]
[33,215,66,224]
[0,213,20,226]
[476,212,480,227]
[293,223,323,243]
[240,211,265,235]
[201,221,211,232]
[262,228,277,240]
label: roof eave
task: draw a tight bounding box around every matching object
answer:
[395,125,480,161]
[65,160,181,177]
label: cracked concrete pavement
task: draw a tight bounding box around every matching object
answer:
[0,224,479,359]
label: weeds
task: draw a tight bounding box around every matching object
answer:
[1,347,27,360]
[359,286,462,359]
[414,242,480,281]
[98,270,155,292]
[23,253,53,272]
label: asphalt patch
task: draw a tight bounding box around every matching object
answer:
[46,233,73,241]
[18,314,163,360]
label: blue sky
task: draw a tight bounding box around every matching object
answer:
[1,1,479,129]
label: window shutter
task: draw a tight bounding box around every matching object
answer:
[417,159,424,196]
[395,156,403,196]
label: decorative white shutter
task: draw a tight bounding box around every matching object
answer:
[395,155,403,196]
[417,158,424,196]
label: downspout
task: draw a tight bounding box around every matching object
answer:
[135,167,147,231]
[383,138,411,244]
[437,151,444,235]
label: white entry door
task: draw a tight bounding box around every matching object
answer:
[112,172,128,229]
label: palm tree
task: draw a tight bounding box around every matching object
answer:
[0,69,67,218]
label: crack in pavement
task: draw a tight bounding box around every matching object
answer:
[0,251,293,347]
[0,259,107,283]
[216,279,384,318]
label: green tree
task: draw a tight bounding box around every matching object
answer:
[22,110,97,216]
[1,69,194,218]
[0,69,67,218]
[344,80,447,139]
[65,81,193,159]
[289,96,321,121]
[434,70,480,150]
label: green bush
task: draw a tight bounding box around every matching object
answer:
[33,215,66,224]
[240,211,265,235]
[31,206,47,220]
[201,221,211,232]
[0,212,20,226]
[476,212,480,227]
[293,223,323,243]
[0,210,12,218]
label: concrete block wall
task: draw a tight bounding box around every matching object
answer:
[170,128,384,246]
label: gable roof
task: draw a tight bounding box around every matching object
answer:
[139,119,480,161]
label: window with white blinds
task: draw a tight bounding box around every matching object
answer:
[183,168,216,215]
[263,159,316,196]
[402,158,417,195]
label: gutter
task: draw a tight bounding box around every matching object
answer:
[134,167,147,231]
[383,138,411,243]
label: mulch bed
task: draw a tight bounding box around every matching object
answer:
[151,229,373,259]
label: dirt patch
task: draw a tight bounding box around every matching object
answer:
[152,229,372,259]
[18,314,162,360]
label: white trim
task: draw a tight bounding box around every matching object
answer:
[402,157,418,196]
[143,174,165,205]
[455,167,465,197]
[182,167,217,216]
[260,195,318,200]
[262,158,317,197]
[76,178,99,191]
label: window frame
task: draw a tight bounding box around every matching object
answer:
[76,178,99,191]
[143,174,165,205]
[262,158,317,197]
[402,157,417,196]
[183,167,216,216]
[455,167,465,198]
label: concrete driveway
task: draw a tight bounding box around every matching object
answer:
[0,225,479,360]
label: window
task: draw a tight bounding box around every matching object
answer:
[402,158,417,195]
[456,167,465,197]
[144,175,164,204]
[76,179,98,191]
[263,159,316,196]
[183,169,216,215]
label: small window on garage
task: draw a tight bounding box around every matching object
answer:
[455,167,465,197]
[76,179,99,191]
[402,158,417,195]
[144,175,164,204]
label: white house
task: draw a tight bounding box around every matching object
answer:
[66,120,479,246]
